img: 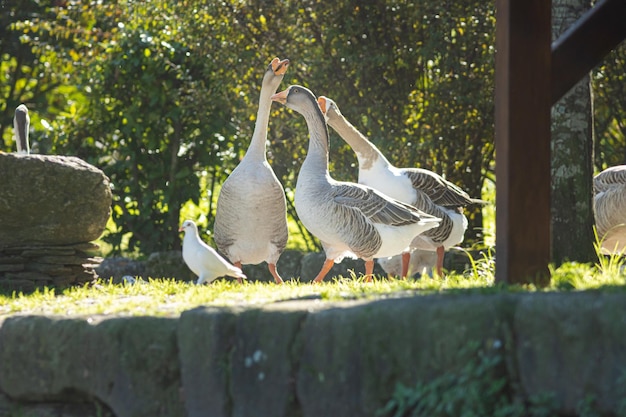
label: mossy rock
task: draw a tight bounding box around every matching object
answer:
[0,153,111,248]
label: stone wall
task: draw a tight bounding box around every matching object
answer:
[1,291,625,417]
[0,153,112,292]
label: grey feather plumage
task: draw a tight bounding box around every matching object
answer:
[273,85,441,271]
[318,95,481,276]
[405,168,485,208]
[411,190,458,244]
[593,165,626,254]
[333,184,430,227]
[212,58,289,283]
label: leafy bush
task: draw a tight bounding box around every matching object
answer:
[2,1,624,257]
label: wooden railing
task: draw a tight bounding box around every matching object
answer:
[494,0,626,285]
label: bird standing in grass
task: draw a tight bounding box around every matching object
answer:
[213,57,290,284]
[179,220,247,285]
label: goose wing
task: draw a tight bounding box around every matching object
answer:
[332,183,438,227]
[404,167,485,207]
[594,166,626,194]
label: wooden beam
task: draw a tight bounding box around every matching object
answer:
[495,0,552,286]
[551,0,626,104]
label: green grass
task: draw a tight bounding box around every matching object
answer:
[0,252,624,319]
[0,274,487,318]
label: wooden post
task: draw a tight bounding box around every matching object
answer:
[495,0,552,286]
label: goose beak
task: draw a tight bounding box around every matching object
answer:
[271,88,289,104]
[317,97,327,114]
[271,57,290,76]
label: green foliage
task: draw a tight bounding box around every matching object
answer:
[593,43,626,169]
[1,0,624,257]
[377,340,626,417]
[40,1,247,254]
[462,246,496,282]
[550,228,626,291]
[0,0,80,151]
[377,341,524,417]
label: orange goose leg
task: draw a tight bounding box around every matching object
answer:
[435,246,445,277]
[401,252,411,279]
[312,259,335,283]
[234,261,244,284]
[364,259,375,282]
[268,263,284,284]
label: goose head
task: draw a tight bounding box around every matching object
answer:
[271,85,324,119]
[262,57,289,90]
[272,85,331,153]
[270,57,289,76]
[13,104,30,154]
[317,96,342,123]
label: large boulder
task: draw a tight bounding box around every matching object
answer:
[0,153,112,247]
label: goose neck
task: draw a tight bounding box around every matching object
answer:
[245,80,279,160]
[328,113,390,168]
[302,107,330,165]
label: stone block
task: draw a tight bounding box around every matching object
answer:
[295,294,510,416]
[0,315,185,417]
[178,304,309,417]
[0,153,111,248]
[514,292,626,414]
[144,250,195,281]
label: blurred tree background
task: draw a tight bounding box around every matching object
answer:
[1,0,624,258]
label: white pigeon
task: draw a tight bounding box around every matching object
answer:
[179,220,247,285]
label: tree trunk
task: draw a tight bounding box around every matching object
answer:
[550,0,596,264]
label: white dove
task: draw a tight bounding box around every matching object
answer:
[179,220,247,285]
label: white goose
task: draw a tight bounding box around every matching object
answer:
[318,96,484,277]
[179,220,247,285]
[13,104,30,154]
[271,85,441,283]
[213,57,289,284]
[593,165,626,255]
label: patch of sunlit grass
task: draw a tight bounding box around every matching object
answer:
[549,233,626,290]
[0,270,494,318]
[1,244,625,319]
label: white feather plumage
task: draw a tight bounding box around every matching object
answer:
[179,220,247,285]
